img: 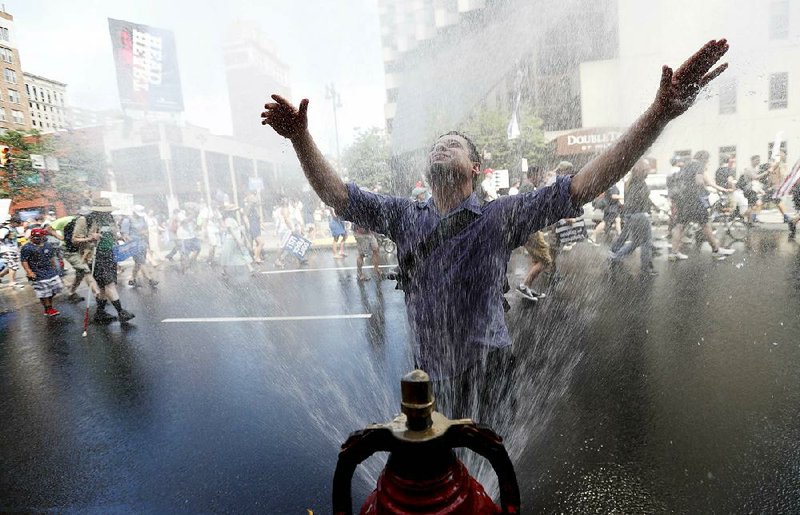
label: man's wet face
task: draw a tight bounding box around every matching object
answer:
[426,135,475,187]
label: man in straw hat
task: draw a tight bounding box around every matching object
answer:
[72,197,135,323]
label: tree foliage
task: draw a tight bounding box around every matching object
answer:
[0,129,107,210]
[457,105,548,174]
[341,127,391,189]
[49,131,108,209]
[0,130,49,199]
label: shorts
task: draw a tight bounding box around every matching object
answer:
[603,209,620,226]
[181,238,201,255]
[743,189,759,205]
[524,232,552,266]
[355,234,379,256]
[93,251,117,288]
[32,275,63,299]
[675,200,709,225]
[731,190,749,213]
[65,251,91,273]
[332,233,347,242]
[0,248,19,270]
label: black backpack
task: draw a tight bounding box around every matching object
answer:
[670,164,699,201]
[62,216,82,252]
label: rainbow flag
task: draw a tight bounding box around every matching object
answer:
[776,158,800,198]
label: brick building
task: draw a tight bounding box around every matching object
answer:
[0,10,31,132]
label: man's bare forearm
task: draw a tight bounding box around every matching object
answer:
[570,104,669,205]
[290,130,349,213]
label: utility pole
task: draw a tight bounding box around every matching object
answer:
[325,83,342,171]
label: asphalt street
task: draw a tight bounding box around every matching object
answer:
[1,227,799,513]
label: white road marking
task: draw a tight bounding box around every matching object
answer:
[259,264,396,275]
[161,314,373,323]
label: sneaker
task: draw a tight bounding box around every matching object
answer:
[13,283,25,289]
[562,243,575,251]
[67,292,85,303]
[128,279,141,288]
[516,284,538,301]
[148,279,159,288]
[641,268,659,277]
[668,252,689,261]
[93,310,116,324]
[712,247,735,257]
[530,289,547,299]
[44,307,60,317]
[117,309,136,323]
[587,238,600,247]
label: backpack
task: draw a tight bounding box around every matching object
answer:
[62,216,82,252]
[670,164,699,201]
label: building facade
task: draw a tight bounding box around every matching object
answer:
[24,72,67,132]
[0,10,32,132]
[223,21,291,154]
[580,0,800,173]
[376,0,619,156]
[81,119,295,212]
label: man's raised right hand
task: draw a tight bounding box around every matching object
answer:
[261,94,309,140]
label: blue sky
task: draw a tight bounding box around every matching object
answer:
[9,0,387,154]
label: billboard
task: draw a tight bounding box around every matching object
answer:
[108,18,184,112]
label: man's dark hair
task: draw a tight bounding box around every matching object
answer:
[693,150,710,163]
[436,131,481,165]
[526,164,542,180]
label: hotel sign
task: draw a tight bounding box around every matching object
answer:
[556,128,623,155]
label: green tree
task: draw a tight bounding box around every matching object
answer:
[48,131,108,209]
[341,127,391,189]
[0,130,48,199]
[0,129,107,210]
[458,105,548,173]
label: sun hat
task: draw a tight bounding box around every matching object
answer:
[90,197,114,212]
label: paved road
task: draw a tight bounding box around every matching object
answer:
[1,228,799,513]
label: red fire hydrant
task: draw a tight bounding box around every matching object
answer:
[332,369,520,514]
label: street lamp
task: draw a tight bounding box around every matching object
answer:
[325,83,343,171]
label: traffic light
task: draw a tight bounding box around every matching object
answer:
[0,146,10,167]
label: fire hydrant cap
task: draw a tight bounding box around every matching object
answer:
[401,369,434,431]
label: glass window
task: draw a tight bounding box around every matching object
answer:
[0,47,12,63]
[718,78,736,114]
[769,72,788,109]
[7,89,19,104]
[769,1,789,39]
[0,27,9,42]
[11,109,23,124]
[0,107,5,121]
[4,68,16,83]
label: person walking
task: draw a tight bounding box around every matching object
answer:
[0,215,25,289]
[244,193,265,264]
[609,160,658,276]
[20,228,63,316]
[72,198,135,323]
[669,150,736,260]
[328,211,348,259]
[219,205,254,277]
[121,205,158,288]
[58,206,101,302]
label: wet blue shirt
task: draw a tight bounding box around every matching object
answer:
[341,175,582,379]
[20,242,58,281]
